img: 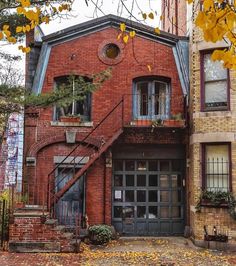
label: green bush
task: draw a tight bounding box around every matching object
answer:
[88,224,113,244]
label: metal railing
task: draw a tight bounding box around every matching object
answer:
[205,159,229,192]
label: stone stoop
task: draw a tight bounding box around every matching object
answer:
[9,206,78,253]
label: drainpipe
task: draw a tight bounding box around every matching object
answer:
[103,154,106,224]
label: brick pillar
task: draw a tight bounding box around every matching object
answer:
[104,150,112,225]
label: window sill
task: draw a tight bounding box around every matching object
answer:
[193,111,232,118]
[200,201,229,208]
[50,121,93,127]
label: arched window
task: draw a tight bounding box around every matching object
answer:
[133,78,170,120]
[54,76,91,122]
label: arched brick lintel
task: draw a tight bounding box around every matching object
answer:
[27,133,102,157]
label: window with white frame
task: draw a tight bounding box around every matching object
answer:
[134,80,170,120]
[204,144,230,192]
[202,53,229,111]
[54,76,91,121]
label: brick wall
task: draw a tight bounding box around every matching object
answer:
[24,26,185,226]
[161,0,187,36]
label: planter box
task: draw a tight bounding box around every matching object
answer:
[204,234,228,242]
[60,116,81,123]
[163,119,185,127]
[200,199,229,208]
[15,202,25,209]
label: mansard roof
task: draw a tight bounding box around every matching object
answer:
[31,14,189,96]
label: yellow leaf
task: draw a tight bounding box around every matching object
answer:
[160,15,163,21]
[4,30,11,38]
[18,45,24,50]
[148,12,154,19]
[58,6,63,12]
[0,32,3,40]
[25,25,31,32]
[147,65,152,72]
[120,23,126,32]
[16,26,23,33]
[142,13,147,20]
[117,33,122,40]
[203,0,214,10]
[186,0,193,3]
[20,0,31,8]
[22,26,26,33]
[16,7,24,14]
[52,7,57,12]
[25,47,31,53]
[123,35,129,44]
[129,31,136,38]
[154,27,160,34]
[3,25,9,31]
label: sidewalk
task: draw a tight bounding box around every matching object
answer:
[0,237,236,265]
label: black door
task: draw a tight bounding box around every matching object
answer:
[112,159,185,236]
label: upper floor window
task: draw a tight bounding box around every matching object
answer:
[203,144,230,192]
[201,52,229,111]
[133,79,170,120]
[54,76,91,121]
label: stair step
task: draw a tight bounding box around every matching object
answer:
[62,232,74,239]
[45,219,58,225]
[9,241,60,253]
[53,225,66,231]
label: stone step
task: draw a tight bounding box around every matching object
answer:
[44,219,58,225]
[53,225,66,232]
[9,241,60,253]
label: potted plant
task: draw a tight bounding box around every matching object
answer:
[163,113,185,127]
[15,193,28,209]
[60,114,81,123]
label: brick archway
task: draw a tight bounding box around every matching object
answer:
[27,133,103,157]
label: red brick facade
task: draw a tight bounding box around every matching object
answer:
[9,16,188,248]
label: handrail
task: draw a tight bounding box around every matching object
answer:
[48,98,124,178]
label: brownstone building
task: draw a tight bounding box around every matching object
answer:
[162,0,236,248]
[9,14,189,251]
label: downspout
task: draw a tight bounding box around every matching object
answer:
[103,154,106,224]
[175,0,178,35]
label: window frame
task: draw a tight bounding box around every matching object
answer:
[53,75,92,122]
[200,50,230,112]
[133,77,171,120]
[202,143,232,192]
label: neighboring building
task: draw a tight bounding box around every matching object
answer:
[162,0,236,248]
[9,14,189,249]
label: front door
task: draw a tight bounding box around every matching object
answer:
[55,168,84,226]
[112,159,185,235]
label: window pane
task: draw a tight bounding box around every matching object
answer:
[137,82,149,116]
[204,54,227,81]
[137,160,147,171]
[205,145,229,191]
[172,160,182,171]
[124,207,134,218]
[149,175,158,186]
[149,191,157,202]
[149,161,158,171]
[160,191,169,202]
[171,175,181,188]
[172,207,181,218]
[160,161,169,171]
[114,175,123,186]
[137,191,146,202]
[155,82,167,116]
[125,160,135,171]
[114,190,122,202]
[114,206,122,218]
[137,206,146,218]
[125,190,134,202]
[172,191,181,203]
[126,175,134,186]
[205,81,227,107]
[160,207,169,218]
[149,206,158,219]
[137,175,146,186]
[160,175,169,187]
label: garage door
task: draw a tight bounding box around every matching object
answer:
[112,159,185,236]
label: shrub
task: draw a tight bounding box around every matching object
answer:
[88,224,113,245]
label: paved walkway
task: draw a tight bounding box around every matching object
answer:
[0,237,236,265]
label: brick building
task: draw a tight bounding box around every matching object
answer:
[9,14,190,249]
[162,0,236,248]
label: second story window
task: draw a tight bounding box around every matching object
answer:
[134,79,170,120]
[201,52,229,111]
[54,76,91,122]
